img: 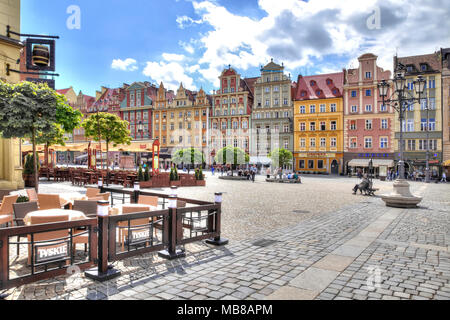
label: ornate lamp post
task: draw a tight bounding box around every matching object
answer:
[377,65,425,208]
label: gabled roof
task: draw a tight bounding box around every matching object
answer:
[241,77,258,97]
[294,72,344,101]
[57,88,71,95]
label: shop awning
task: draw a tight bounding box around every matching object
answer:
[348,159,394,168]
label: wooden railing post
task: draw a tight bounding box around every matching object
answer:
[0,232,8,293]
[158,195,185,260]
[85,200,121,282]
[206,192,229,246]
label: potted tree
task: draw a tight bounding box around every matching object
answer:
[23,153,40,187]
[196,167,206,186]
[170,166,181,187]
[140,165,152,188]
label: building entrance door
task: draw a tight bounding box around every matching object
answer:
[331,160,339,175]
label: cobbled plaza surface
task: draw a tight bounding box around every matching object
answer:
[3,173,450,300]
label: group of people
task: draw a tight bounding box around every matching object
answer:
[271,168,302,183]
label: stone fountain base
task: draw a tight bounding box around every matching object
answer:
[381,179,422,208]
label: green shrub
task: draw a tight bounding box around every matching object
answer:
[144,166,150,181]
[198,168,204,180]
[138,165,144,182]
[17,195,29,203]
[23,153,40,175]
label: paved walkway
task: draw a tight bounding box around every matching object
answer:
[5,181,450,300]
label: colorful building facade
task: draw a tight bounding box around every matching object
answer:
[250,59,294,168]
[293,73,344,174]
[442,48,450,171]
[210,67,256,165]
[394,53,443,176]
[152,82,210,166]
[120,82,157,141]
[343,53,395,176]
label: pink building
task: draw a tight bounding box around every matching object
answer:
[343,53,395,177]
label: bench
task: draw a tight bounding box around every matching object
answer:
[266,178,301,184]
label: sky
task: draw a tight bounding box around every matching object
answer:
[21,0,450,96]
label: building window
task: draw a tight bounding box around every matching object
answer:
[365,120,372,130]
[221,122,227,130]
[274,99,279,106]
[365,72,371,79]
[320,104,326,113]
[365,104,372,112]
[350,138,357,149]
[299,160,305,169]
[320,122,326,131]
[407,119,414,132]
[242,121,248,129]
[310,122,316,131]
[310,138,316,147]
[284,98,288,105]
[330,104,336,112]
[330,121,337,130]
[351,90,357,98]
[381,119,388,129]
[308,160,314,169]
[265,87,270,93]
[365,89,372,97]
[330,137,337,148]
[407,140,416,151]
[317,160,324,169]
[351,105,358,113]
[364,137,372,149]
[300,123,306,131]
[380,137,388,149]
[300,138,306,148]
[320,138,326,147]
[265,99,270,106]
[274,86,279,92]
[310,105,316,113]
[380,104,387,112]
[300,106,306,114]
[233,121,238,129]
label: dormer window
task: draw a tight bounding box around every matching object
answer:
[316,90,322,96]
[326,79,332,85]
[406,66,414,73]
[420,64,427,72]
[301,91,306,97]
[310,80,316,86]
[332,88,338,95]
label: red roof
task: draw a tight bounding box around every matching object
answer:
[56,88,71,95]
[294,72,344,101]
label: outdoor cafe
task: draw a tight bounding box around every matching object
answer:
[0,183,226,291]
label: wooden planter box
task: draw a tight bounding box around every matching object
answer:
[23,174,35,187]
[196,180,206,186]
[139,180,153,188]
[170,180,181,187]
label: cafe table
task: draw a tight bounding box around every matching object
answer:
[109,204,157,216]
[23,209,87,225]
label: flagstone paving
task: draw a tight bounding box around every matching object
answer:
[3,176,449,300]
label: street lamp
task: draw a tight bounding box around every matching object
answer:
[377,63,424,208]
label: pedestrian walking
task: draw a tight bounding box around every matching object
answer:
[212,166,215,176]
[251,165,256,183]
[441,172,447,183]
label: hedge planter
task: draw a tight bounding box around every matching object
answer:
[196,180,206,186]
[170,180,181,187]
[23,174,35,188]
[139,180,153,188]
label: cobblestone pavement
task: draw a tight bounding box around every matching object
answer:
[4,177,450,300]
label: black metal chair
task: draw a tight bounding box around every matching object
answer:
[12,202,39,256]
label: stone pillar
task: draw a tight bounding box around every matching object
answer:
[0,138,24,190]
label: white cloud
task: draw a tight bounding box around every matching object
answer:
[177,0,450,85]
[111,58,138,71]
[188,64,200,73]
[162,53,186,62]
[143,61,196,91]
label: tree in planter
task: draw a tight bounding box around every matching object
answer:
[170,165,179,181]
[269,148,293,171]
[172,148,205,171]
[0,81,61,192]
[144,165,150,181]
[138,165,144,181]
[37,94,82,167]
[214,146,249,176]
[82,112,131,177]
[23,153,40,187]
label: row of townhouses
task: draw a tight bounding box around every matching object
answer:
[58,50,450,177]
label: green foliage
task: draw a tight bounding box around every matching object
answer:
[144,166,150,181]
[138,165,144,182]
[23,153,40,175]
[170,165,179,181]
[17,195,29,203]
[82,112,131,168]
[194,168,199,180]
[172,148,205,165]
[268,148,293,168]
[214,146,249,166]
[196,168,204,180]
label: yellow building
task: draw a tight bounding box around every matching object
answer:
[0,0,24,190]
[293,73,344,174]
[153,82,210,166]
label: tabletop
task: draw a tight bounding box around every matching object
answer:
[24,209,87,225]
[110,204,157,216]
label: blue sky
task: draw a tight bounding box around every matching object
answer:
[21,0,450,96]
